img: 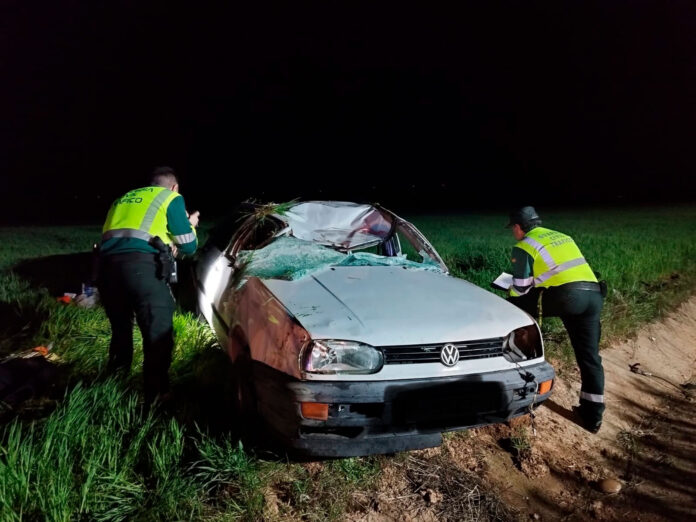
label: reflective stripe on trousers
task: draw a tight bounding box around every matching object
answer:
[580,391,604,403]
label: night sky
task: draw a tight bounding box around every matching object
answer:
[2,2,695,222]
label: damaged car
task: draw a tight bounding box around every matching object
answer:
[194,201,554,457]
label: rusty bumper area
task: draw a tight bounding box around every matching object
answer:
[252,361,555,457]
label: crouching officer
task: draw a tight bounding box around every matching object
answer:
[506,206,606,433]
[98,166,199,405]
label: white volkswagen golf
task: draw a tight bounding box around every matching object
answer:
[194,201,554,457]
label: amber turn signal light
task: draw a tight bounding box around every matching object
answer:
[538,379,553,394]
[301,402,329,420]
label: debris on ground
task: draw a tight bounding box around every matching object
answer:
[57,293,75,304]
[74,291,99,308]
[629,362,690,397]
[55,283,100,308]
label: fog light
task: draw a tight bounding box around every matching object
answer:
[538,379,553,394]
[301,402,329,420]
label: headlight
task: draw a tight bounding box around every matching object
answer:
[301,340,384,374]
[503,324,543,362]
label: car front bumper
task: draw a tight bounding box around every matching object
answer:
[253,360,555,457]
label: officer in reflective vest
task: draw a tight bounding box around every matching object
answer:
[99,166,199,406]
[506,206,605,433]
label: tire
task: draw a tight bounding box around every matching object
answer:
[232,349,257,425]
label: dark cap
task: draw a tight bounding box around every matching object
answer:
[506,206,542,228]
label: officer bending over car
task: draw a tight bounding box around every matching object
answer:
[98,166,199,406]
[505,206,606,434]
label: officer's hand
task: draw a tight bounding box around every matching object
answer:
[171,245,179,257]
[189,210,200,228]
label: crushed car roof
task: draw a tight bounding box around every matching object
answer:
[273,201,392,250]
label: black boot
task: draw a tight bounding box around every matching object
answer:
[572,405,602,434]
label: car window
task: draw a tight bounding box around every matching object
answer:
[392,221,446,270]
[395,232,421,262]
[227,215,285,259]
[351,234,400,257]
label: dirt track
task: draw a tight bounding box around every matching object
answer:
[351,296,696,521]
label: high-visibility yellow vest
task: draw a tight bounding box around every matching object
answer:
[102,186,179,245]
[515,227,597,288]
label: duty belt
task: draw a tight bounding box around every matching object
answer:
[557,281,601,292]
[100,252,158,263]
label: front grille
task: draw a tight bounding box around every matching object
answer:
[381,337,504,364]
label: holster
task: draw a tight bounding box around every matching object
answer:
[598,280,608,298]
[149,237,178,284]
[593,270,608,298]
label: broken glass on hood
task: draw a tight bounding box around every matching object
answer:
[237,236,444,281]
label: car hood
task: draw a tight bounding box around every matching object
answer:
[261,266,534,346]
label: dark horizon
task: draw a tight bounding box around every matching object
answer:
[2,2,696,223]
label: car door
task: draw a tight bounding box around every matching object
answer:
[196,210,287,345]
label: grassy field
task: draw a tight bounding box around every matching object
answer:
[1,205,695,520]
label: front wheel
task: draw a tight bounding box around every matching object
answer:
[232,349,257,425]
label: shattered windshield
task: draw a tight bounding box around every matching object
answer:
[237,236,444,281]
[228,201,448,280]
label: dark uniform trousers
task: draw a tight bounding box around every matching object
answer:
[98,253,175,404]
[510,284,605,423]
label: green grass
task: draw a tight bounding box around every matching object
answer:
[0,226,101,271]
[509,426,532,455]
[0,206,695,520]
[0,380,278,521]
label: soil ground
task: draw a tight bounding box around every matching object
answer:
[346,296,696,521]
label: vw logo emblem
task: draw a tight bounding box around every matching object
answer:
[440,344,460,367]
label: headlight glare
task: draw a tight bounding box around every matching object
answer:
[301,340,384,374]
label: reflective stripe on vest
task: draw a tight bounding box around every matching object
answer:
[173,232,196,244]
[521,236,588,285]
[102,229,153,242]
[138,188,175,234]
[102,186,178,245]
[515,227,597,288]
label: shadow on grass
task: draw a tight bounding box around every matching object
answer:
[14,252,95,296]
[0,356,68,422]
[169,346,240,436]
[0,344,267,456]
[171,347,298,461]
[0,300,50,356]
